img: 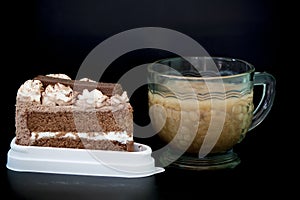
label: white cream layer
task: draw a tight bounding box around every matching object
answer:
[30,131,133,144]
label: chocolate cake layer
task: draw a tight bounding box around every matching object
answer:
[15,102,133,145]
[25,107,133,132]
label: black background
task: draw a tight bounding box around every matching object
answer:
[2,0,291,199]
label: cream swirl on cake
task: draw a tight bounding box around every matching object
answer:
[110,91,129,105]
[75,89,109,109]
[17,80,43,103]
[79,77,97,82]
[42,83,76,106]
[108,91,130,111]
[46,73,71,80]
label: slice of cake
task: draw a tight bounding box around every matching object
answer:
[15,74,134,151]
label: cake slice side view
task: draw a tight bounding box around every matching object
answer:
[15,74,134,152]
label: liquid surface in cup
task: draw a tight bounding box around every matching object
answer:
[149,89,254,154]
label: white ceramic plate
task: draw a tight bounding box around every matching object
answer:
[7,137,164,178]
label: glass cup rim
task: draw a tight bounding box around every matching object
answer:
[148,56,255,80]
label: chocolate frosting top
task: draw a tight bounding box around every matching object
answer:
[33,75,123,96]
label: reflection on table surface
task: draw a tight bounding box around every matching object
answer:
[7,165,244,200]
[7,169,159,200]
[7,159,277,199]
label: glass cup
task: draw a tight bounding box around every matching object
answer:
[148,57,276,170]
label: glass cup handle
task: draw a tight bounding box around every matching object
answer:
[248,72,276,131]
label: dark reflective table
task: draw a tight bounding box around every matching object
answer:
[7,169,159,200]
[4,148,287,200]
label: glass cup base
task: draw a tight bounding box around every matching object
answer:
[166,149,241,171]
